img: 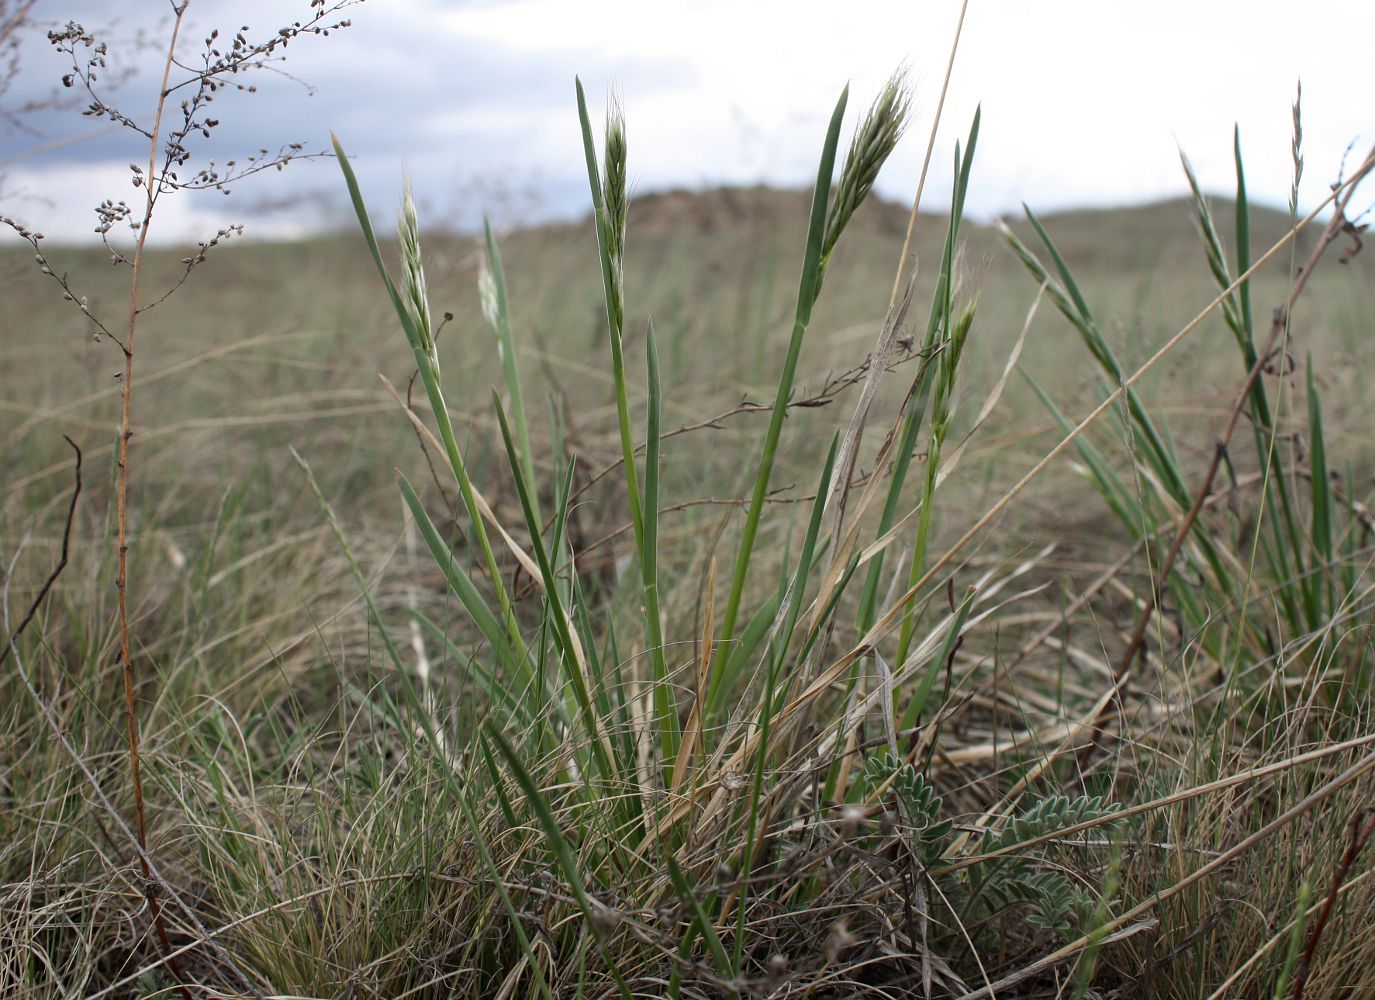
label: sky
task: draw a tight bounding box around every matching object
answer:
[1,0,1371,245]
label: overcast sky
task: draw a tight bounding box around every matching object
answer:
[1,0,1370,244]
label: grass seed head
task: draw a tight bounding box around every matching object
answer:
[397,174,435,365]
[602,92,628,267]
[601,92,628,334]
[1290,79,1304,215]
[823,69,912,267]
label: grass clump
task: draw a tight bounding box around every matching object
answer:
[4,20,1375,1000]
[307,68,1375,997]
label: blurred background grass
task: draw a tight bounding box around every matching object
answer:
[5,189,1369,583]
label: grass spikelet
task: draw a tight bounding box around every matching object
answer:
[1290,79,1304,216]
[822,68,911,271]
[602,91,628,333]
[397,174,435,366]
[602,93,628,267]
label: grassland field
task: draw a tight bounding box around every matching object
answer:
[3,181,1375,998]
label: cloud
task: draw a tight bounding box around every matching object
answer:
[3,0,1371,244]
[2,159,316,243]
[3,0,703,241]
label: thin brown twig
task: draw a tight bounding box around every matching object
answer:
[1291,807,1375,1000]
[554,342,928,528]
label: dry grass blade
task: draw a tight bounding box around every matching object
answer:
[671,555,716,797]
[889,0,972,306]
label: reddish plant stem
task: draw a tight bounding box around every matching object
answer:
[1292,808,1375,1000]
[115,5,193,996]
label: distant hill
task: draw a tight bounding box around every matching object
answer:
[617,184,1314,268]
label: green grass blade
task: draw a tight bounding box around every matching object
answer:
[1022,371,1138,531]
[1233,127,1255,342]
[718,586,786,708]
[1180,151,1243,335]
[1011,208,1227,586]
[492,393,618,783]
[664,853,736,996]
[1307,357,1333,617]
[477,731,521,830]
[772,436,839,665]
[399,474,510,665]
[331,133,424,355]
[899,584,976,732]
[577,83,675,767]
[709,83,849,713]
[486,726,635,1000]
[575,78,644,544]
[549,445,578,607]
[1185,134,1307,629]
[334,136,525,661]
[731,435,840,966]
[852,106,977,639]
